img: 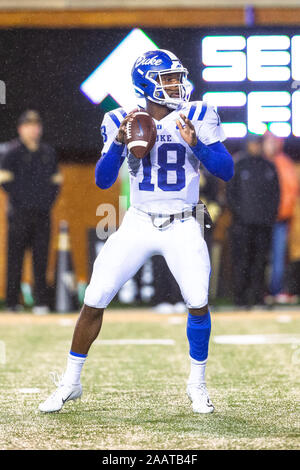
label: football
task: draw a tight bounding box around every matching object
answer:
[125,111,157,159]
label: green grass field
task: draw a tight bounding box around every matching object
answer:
[0,309,299,450]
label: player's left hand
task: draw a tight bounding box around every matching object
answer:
[176,113,197,147]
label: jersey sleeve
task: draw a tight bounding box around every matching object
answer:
[196,104,226,146]
[100,109,127,157]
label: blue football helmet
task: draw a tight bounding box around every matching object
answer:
[131,49,191,110]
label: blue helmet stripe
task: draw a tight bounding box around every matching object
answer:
[187,104,197,121]
[198,103,207,121]
[109,111,121,128]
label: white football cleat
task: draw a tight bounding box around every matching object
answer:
[186,383,215,414]
[38,383,82,413]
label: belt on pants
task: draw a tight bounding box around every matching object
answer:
[134,207,196,230]
[133,203,213,231]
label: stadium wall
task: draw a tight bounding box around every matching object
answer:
[0,7,300,28]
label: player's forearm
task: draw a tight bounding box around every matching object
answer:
[95,140,124,189]
[190,140,234,182]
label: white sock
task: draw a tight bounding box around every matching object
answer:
[187,356,207,387]
[62,353,87,386]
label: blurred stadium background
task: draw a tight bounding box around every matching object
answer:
[1,0,300,312]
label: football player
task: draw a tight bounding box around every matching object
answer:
[39,50,234,414]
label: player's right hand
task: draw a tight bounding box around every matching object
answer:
[176,113,197,147]
[116,109,139,144]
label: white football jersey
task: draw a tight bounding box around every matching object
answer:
[100,101,226,214]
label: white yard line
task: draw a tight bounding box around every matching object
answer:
[95,339,175,346]
[276,315,292,323]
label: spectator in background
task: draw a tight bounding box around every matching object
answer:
[263,131,299,304]
[0,110,62,313]
[226,135,280,308]
[231,132,263,164]
[286,160,300,302]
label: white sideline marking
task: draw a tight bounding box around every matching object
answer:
[168,317,185,325]
[95,339,175,346]
[276,315,292,323]
[18,388,40,394]
[213,334,300,345]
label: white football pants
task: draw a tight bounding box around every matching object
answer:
[84,206,211,309]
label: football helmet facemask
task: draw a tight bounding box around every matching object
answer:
[131,49,192,110]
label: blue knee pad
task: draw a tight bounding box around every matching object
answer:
[186,311,211,361]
